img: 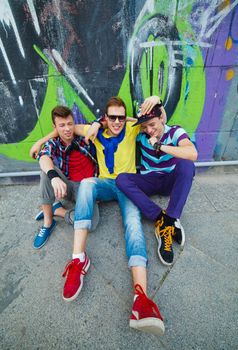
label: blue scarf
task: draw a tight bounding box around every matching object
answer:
[97,127,126,174]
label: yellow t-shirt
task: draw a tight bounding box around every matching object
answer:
[83,122,140,179]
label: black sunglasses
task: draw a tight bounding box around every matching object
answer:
[107,115,126,122]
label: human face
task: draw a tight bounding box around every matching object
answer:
[105,106,126,136]
[141,117,165,138]
[54,115,74,144]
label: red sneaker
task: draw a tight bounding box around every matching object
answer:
[129,284,165,336]
[62,254,90,301]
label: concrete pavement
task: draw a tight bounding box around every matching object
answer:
[0,167,238,350]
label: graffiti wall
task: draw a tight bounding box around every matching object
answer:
[0,0,238,173]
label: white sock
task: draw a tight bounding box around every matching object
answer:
[133,294,139,302]
[72,252,85,262]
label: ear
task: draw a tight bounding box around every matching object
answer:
[157,115,163,125]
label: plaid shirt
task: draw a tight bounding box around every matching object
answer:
[38,136,98,178]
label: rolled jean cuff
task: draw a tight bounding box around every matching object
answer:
[128,255,147,268]
[74,219,91,230]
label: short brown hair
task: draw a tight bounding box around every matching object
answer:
[105,96,126,115]
[51,106,72,124]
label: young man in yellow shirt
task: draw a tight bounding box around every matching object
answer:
[32,96,165,336]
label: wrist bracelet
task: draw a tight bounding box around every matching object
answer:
[47,169,60,180]
[93,120,103,127]
[93,115,106,128]
[153,141,162,153]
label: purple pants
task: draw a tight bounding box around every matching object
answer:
[116,159,195,221]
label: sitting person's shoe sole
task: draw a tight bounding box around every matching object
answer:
[64,209,74,225]
[129,284,165,336]
[33,219,56,249]
[130,317,165,336]
[66,203,100,231]
[173,219,185,246]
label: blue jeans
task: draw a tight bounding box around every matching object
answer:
[74,177,147,268]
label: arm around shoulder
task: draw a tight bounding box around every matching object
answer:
[74,124,87,136]
[29,129,58,159]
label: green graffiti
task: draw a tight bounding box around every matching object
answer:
[140,35,169,102]
[120,4,205,137]
[0,46,96,162]
[0,1,205,163]
[170,18,205,135]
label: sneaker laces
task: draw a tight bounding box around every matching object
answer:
[38,227,47,237]
[62,259,87,279]
[134,284,163,320]
[155,217,173,252]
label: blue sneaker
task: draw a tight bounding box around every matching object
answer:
[33,220,57,249]
[35,202,62,221]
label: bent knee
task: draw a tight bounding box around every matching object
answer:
[116,173,129,187]
[81,177,97,185]
[176,159,195,176]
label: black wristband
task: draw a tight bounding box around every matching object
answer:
[153,141,162,153]
[47,169,60,180]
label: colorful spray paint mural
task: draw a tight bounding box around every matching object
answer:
[0,0,238,172]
